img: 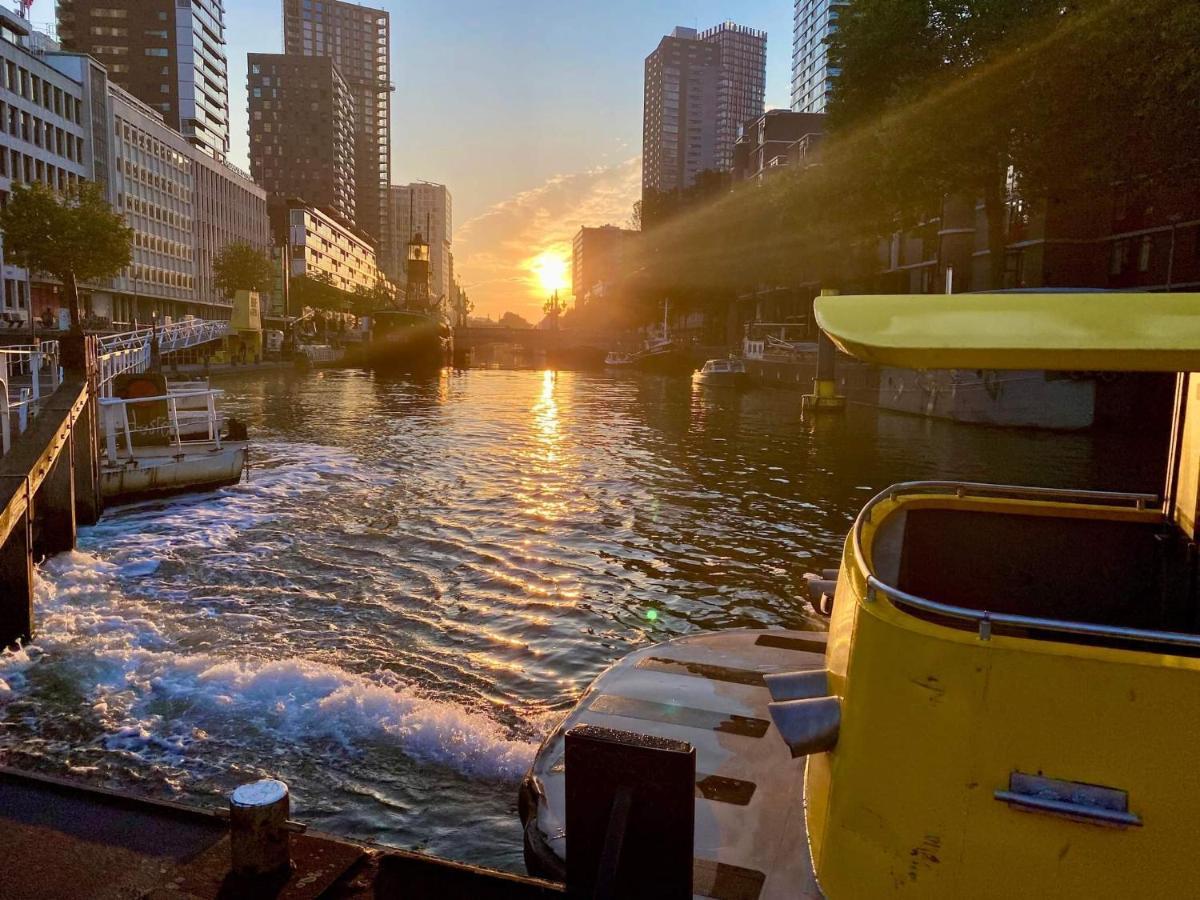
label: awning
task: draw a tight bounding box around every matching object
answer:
[815,293,1200,371]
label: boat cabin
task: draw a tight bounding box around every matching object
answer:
[800,292,1200,896]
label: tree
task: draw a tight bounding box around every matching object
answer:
[499,311,533,329]
[352,280,396,315]
[213,242,275,297]
[289,272,346,311]
[0,181,132,332]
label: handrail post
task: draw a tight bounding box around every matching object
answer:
[30,350,41,405]
[169,396,181,448]
[103,403,118,460]
[0,375,9,456]
[120,403,132,457]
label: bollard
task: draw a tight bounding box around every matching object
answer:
[229,779,292,878]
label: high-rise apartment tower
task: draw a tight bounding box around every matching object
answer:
[791,0,849,114]
[247,53,356,224]
[57,0,230,159]
[282,0,391,248]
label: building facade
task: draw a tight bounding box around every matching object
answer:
[103,85,196,324]
[643,27,719,200]
[387,183,452,309]
[791,0,849,114]
[698,22,767,174]
[1,10,99,326]
[277,201,384,298]
[572,226,637,308]
[247,53,355,223]
[282,0,390,250]
[192,153,270,314]
[57,0,230,159]
[732,110,825,184]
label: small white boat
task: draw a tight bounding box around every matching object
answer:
[694,357,748,387]
[99,387,246,503]
[604,351,636,367]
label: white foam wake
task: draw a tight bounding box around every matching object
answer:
[2,452,538,783]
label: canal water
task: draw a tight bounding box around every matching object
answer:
[0,369,1168,871]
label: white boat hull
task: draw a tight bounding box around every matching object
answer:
[520,628,828,899]
[101,442,247,503]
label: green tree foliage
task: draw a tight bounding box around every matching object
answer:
[0,181,132,332]
[213,242,275,297]
[628,0,1198,303]
[499,311,533,330]
[352,280,397,315]
[289,272,347,311]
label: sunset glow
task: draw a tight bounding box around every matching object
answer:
[531,252,570,296]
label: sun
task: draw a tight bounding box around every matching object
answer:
[531,252,569,295]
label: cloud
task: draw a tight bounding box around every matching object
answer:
[455,158,641,319]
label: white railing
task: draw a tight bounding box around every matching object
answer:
[96,318,229,395]
[0,345,64,456]
[99,389,225,462]
[0,319,227,457]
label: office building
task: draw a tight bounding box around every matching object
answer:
[698,22,767,173]
[1,9,99,326]
[642,27,719,199]
[192,153,270,314]
[572,226,636,307]
[247,53,356,223]
[57,0,230,159]
[387,183,452,308]
[792,0,849,114]
[273,200,385,298]
[282,0,390,248]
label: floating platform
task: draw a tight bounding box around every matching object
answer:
[100,442,247,504]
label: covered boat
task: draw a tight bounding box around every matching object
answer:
[521,292,1200,898]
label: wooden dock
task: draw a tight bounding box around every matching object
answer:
[0,767,563,899]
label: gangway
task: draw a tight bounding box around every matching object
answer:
[1,319,229,457]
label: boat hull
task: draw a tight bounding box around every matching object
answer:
[364,311,450,373]
[520,628,827,898]
[101,443,247,503]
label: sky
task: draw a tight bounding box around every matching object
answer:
[222,1,796,320]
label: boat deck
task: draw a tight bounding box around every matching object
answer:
[524,628,828,900]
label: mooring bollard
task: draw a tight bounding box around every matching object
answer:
[229,778,293,877]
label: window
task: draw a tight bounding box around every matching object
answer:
[145,48,169,57]
[1137,236,1153,273]
[1111,239,1130,276]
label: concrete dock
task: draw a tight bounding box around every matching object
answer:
[0,767,563,899]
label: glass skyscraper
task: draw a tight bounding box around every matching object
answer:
[791,0,848,114]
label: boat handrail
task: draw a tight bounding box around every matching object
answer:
[100,388,226,460]
[850,480,1192,648]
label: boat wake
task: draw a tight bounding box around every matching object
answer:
[0,442,540,788]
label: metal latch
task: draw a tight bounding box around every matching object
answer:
[995,772,1142,827]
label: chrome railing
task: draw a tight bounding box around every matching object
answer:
[850,481,1189,647]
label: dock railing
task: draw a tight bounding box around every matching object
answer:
[0,344,63,456]
[100,389,225,461]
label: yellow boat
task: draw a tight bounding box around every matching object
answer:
[521,292,1200,898]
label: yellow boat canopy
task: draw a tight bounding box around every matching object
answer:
[814,292,1200,371]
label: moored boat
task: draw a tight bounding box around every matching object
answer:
[520,290,1200,897]
[604,350,636,367]
[694,357,748,387]
[100,385,247,503]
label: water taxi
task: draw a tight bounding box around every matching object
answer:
[604,351,636,368]
[694,357,748,388]
[521,291,1200,897]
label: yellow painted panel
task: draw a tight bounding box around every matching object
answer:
[808,493,1200,897]
[814,293,1200,371]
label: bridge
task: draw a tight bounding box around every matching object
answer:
[452,326,614,361]
[0,320,229,647]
